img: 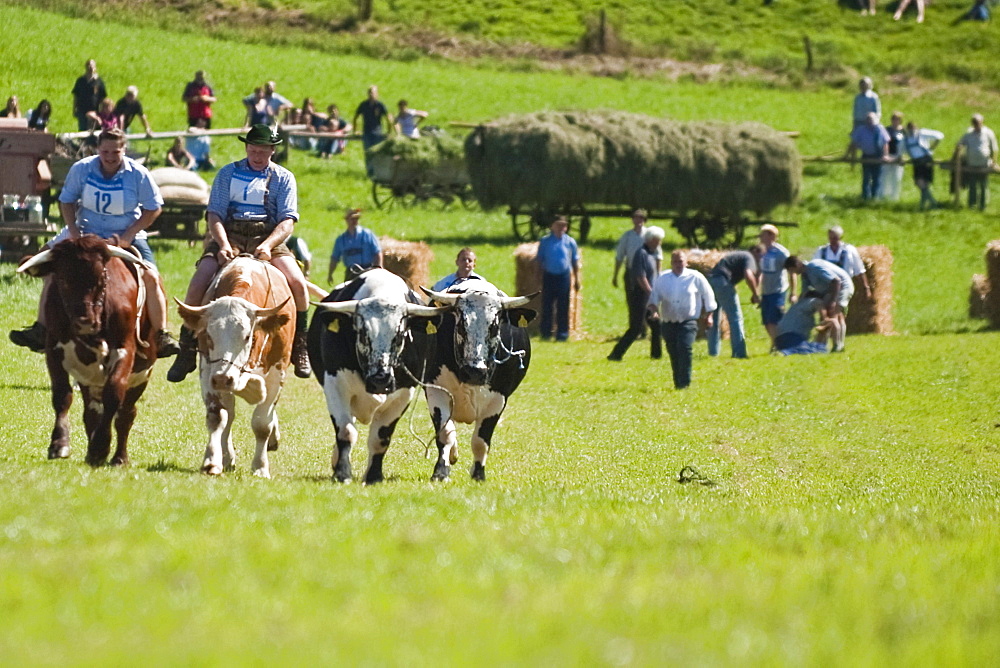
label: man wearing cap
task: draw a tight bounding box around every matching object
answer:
[168,123,312,381]
[608,225,664,361]
[432,247,485,291]
[758,224,795,348]
[813,225,870,300]
[535,217,580,341]
[327,208,383,284]
[612,208,661,342]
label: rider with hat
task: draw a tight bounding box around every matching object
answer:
[167,123,312,381]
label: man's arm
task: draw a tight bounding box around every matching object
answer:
[744,268,760,304]
[207,211,235,265]
[612,257,623,287]
[253,218,294,261]
[59,202,81,238]
[373,250,384,268]
[119,207,161,248]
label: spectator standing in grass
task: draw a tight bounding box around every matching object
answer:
[612,209,661,343]
[353,85,392,151]
[243,87,268,128]
[26,100,51,131]
[608,225,665,361]
[0,95,21,118]
[263,81,292,128]
[859,0,877,15]
[327,207,383,284]
[882,111,907,202]
[72,59,107,132]
[166,137,195,170]
[902,120,944,210]
[395,99,429,138]
[847,112,890,200]
[852,77,881,128]
[646,250,716,390]
[182,70,216,129]
[535,217,580,342]
[813,225,871,301]
[432,247,486,291]
[757,224,795,349]
[706,247,762,359]
[114,86,153,136]
[785,256,854,353]
[953,113,998,211]
[893,0,925,22]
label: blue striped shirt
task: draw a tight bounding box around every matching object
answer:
[207,158,298,225]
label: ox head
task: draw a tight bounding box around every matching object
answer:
[18,236,144,337]
[176,296,290,402]
[315,297,448,394]
[422,287,537,386]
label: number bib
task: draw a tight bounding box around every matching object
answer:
[229,170,268,210]
[82,175,126,216]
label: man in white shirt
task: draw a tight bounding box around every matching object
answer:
[647,250,717,389]
[954,113,998,211]
[813,225,871,300]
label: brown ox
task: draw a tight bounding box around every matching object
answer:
[18,235,155,466]
[176,256,296,478]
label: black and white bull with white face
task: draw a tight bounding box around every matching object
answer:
[421,282,535,482]
[308,269,447,484]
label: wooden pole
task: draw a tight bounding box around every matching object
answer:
[803,35,814,73]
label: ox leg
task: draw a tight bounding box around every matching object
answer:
[110,383,146,467]
[330,416,357,483]
[46,353,73,460]
[427,388,457,481]
[471,413,502,482]
[250,374,283,479]
[364,389,413,485]
[203,391,236,475]
[86,357,131,467]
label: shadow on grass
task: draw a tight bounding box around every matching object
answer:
[146,459,200,474]
[0,383,49,392]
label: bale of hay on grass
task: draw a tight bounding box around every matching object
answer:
[970,274,989,320]
[466,110,800,216]
[845,245,893,335]
[982,241,1000,327]
[513,242,583,339]
[379,237,434,292]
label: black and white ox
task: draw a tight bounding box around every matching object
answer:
[307,268,446,484]
[421,281,535,482]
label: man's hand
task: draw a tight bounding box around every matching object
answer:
[217,247,236,266]
[705,313,714,329]
[254,245,272,262]
[612,275,618,288]
[574,279,581,292]
[750,293,760,306]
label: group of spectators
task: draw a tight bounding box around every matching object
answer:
[608,211,870,389]
[847,77,998,210]
[852,0,991,22]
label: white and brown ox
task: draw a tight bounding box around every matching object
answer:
[308,268,447,484]
[422,281,535,482]
[176,256,296,478]
[18,236,156,466]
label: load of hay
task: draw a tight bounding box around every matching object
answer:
[379,237,434,291]
[982,240,1000,327]
[845,245,894,335]
[150,167,209,206]
[513,242,583,339]
[683,248,730,340]
[969,274,989,320]
[466,111,801,216]
[366,133,467,185]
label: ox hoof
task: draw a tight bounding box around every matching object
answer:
[333,474,352,484]
[110,456,129,467]
[431,463,451,482]
[202,464,223,476]
[252,468,271,479]
[471,463,487,482]
[47,444,70,460]
[364,470,384,485]
[85,455,108,468]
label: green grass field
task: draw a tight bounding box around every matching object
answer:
[1,4,1000,664]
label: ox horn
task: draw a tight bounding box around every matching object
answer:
[312,300,360,314]
[174,297,211,316]
[501,293,538,309]
[256,297,291,319]
[419,287,459,306]
[16,248,55,275]
[107,245,148,267]
[405,303,450,317]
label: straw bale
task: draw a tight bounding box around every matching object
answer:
[150,167,209,191]
[466,111,800,216]
[379,236,434,292]
[969,274,989,320]
[982,241,1000,327]
[513,242,583,339]
[157,184,209,206]
[845,245,894,335]
[683,248,730,340]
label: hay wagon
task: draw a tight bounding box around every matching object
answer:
[367,133,475,210]
[466,111,802,247]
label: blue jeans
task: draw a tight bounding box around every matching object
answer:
[861,160,882,200]
[661,320,698,389]
[540,271,571,340]
[130,238,155,265]
[707,275,747,358]
[967,173,989,210]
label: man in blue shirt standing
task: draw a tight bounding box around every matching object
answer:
[535,217,580,341]
[328,208,383,284]
[848,112,890,200]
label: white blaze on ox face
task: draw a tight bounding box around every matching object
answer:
[455,292,502,370]
[199,297,262,391]
[355,299,407,374]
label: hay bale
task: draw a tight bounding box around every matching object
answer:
[157,184,209,206]
[982,241,1000,327]
[150,167,209,191]
[466,111,800,216]
[513,242,583,339]
[970,274,989,319]
[682,249,730,340]
[379,237,434,291]
[845,245,894,335]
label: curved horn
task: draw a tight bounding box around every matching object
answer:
[107,245,146,266]
[16,248,55,275]
[255,297,291,319]
[173,296,211,317]
[500,293,538,309]
[312,300,359,315]
[406,303,450,317]
[420,287,459,306]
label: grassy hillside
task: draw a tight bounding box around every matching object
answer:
[9,0,1000,89]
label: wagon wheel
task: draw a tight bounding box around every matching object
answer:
[457,184,478,211]
[511,208,550,242]
[674,213,744,248]
[371,182,399,210]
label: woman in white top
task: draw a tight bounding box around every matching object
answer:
[903,121,944,210]
[395,99,428,138]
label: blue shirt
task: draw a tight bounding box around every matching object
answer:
[850,123,889,157]
[331,226,381,267]
[760,242,790,296]
[536,233,579,275]
[58,155,162,239]
[802,260,852,295]
[852,90,881,125]
[208,158,298,225]
[432,272,486,291]
[354,99,389,136]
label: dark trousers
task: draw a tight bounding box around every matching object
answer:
[624,272,647,339]
[609,287,661,359]
[661,320,698,389]
[967,172,989,210]
[540,271,571,340]
[861,159,882,200]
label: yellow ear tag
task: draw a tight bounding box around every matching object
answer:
[518,315,528,327]
[327,319,340,333]
[426,322,437,334]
